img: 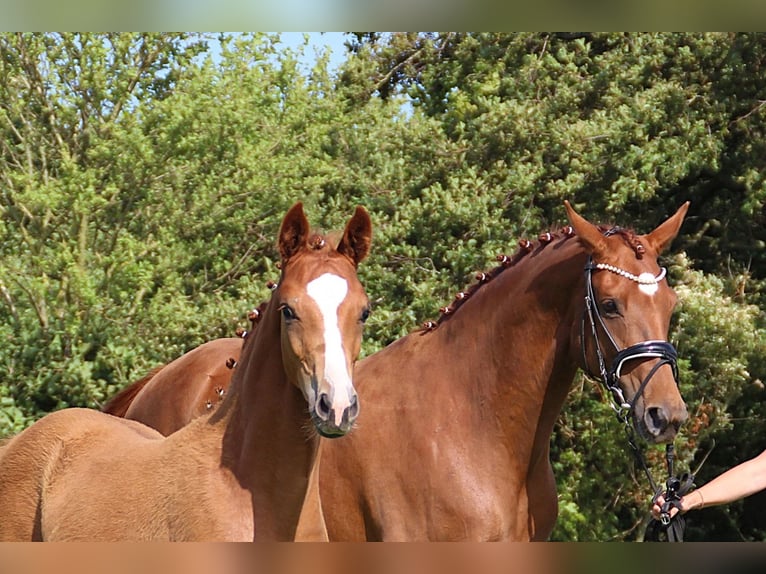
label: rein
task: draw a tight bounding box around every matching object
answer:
[579,233,688,541]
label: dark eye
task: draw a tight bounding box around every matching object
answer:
[279,304,297,321]
[601,298,620,316]
[360,307,371,324]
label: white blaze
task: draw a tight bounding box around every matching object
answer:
[306,273,352,425]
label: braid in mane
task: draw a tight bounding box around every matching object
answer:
[421,225,578,331]
[595,225,646,259]
[420,222,646,332]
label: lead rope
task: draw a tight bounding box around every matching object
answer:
[644,441,715,542]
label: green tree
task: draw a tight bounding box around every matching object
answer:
[0,33,209,423]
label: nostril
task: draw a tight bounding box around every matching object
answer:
[347,394,359,419]
[316,393,332,420]
[646,406,668,434]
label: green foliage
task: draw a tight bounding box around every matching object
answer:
[1,32,765,541]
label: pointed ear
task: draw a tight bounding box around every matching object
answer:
[564,200,607,257]
[643,202,690,255]
[336,206,372,267]
[278,202,310,262]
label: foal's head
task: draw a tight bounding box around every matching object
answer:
[275,203,372,438]
[566,201,689,443]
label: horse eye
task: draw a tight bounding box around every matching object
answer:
[601,299,620,316]
[279,304,297,321]
[360,307,371,324]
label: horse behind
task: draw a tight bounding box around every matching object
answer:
[103,337,245,435]
[102,302,270,435]
[0,202,372,541]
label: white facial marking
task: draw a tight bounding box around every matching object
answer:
[637,272,659,296]
[306,273,352,425]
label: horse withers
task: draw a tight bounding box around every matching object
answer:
[0,202,372,541]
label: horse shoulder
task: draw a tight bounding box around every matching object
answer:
[319,335,430,539]
[153,419,253,541]
[324,332,527,540]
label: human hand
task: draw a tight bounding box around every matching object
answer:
[652,489,703,521]
[651,493,681,522]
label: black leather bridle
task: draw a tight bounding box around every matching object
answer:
[580,251,680,417]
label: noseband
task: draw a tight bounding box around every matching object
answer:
[580,243,679,417]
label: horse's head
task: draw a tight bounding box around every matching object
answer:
[566,201,689,443]
[275,203,372,438]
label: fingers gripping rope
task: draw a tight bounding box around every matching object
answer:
[645,443,714,543]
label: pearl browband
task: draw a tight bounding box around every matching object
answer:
[594,263,667,285]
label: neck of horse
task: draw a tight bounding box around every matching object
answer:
[213,300,319,541]
[441,240,585,458]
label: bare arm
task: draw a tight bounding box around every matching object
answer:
[652,449,766,518]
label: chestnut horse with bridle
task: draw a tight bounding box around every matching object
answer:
[0,202,372,541]
[316,201,689,540]
[101,201,690,541]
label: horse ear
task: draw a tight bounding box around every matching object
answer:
[278,202,311,262]
[642,201,690,255]
[336,206,372,267]
[564,200,607,256]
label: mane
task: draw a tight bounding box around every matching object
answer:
[101,365,166,416]
[102,300,269,416]
[236,300,270,340]
[423,224,644,331]
[305,230,341,251]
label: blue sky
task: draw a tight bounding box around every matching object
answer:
[276,32,350,73]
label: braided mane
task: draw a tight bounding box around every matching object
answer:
[422,224,644,331]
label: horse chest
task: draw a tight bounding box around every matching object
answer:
[171,469,255,541]
[423,477,547,541]
[366,451,518,541]
[429,484,513,541]
[372,485,512,541]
